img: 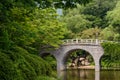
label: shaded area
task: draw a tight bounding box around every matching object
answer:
[0,46,56,80]
[65,49,95,69]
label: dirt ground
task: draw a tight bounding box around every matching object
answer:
[67,66,95,69]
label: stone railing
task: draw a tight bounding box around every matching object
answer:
[63,39,106,45]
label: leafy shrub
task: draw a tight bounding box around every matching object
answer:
[101,42,120,68]
[0,46,54,80]
[0,52,24,80]
[36,76,57,80]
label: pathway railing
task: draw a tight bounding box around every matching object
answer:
[63,39,106,45]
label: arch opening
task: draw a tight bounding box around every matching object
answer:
[63,49,95,70]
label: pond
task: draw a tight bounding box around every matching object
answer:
[60,69,120,80]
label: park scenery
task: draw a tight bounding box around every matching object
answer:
[0,0,120,80]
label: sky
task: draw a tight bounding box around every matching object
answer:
[57,8,63,15]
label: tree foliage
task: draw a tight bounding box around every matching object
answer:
[0,1,68,52]
[36,0,93,8]
[106,1,120,40]
[0,0,67,79]
[30,8,67,48]
[62,0,118,39]
[101,42,120,68]
[80,27,101,39]
[62,5,91,38]
[0,46,54,80]
[100,26,119,40]
[82,0,116,28]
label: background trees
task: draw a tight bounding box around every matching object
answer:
[106,1,120,40]
[62,0,119,40]
[36,0,93,8]
[61,0,120,68]
[101,42,120,68]
[62,5,91,38]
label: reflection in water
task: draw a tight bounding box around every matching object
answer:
[95,71,99,80]
[59,69,120,80]
[59,69,96,80]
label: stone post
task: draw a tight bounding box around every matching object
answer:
[94,56,100,71]
[96,39,98,45]
[57,59,66,77]
[95,64,100,71]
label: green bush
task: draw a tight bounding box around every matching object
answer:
[101,42,120,68]
[43,55,57,70]
[0,46,55,80]
[36,76,57,80]
[0,52,24,80]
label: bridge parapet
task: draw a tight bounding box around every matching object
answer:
[63,39,106,45]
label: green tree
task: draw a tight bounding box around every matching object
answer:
[106,1,120,40]
[36,0,93,8]
[62,5,91,38]
[0,0,68,51]
[0,0,38,50]
[100,26,119,40]
[101,42,120,68]
[82,0,117,28]
[29,8,67,49]
[80,27,101,39]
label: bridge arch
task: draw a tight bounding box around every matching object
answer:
[40,39,104,74]
[63,48,94,67]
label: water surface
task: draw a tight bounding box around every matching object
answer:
[60,69,120,80]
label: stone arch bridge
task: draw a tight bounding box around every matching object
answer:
[40,39,105,73]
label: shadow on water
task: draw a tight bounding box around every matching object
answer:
[59,69,120,80]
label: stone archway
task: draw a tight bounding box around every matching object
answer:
[63,49,94,68]
[40,44,104,74]
[53,44,103,72]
